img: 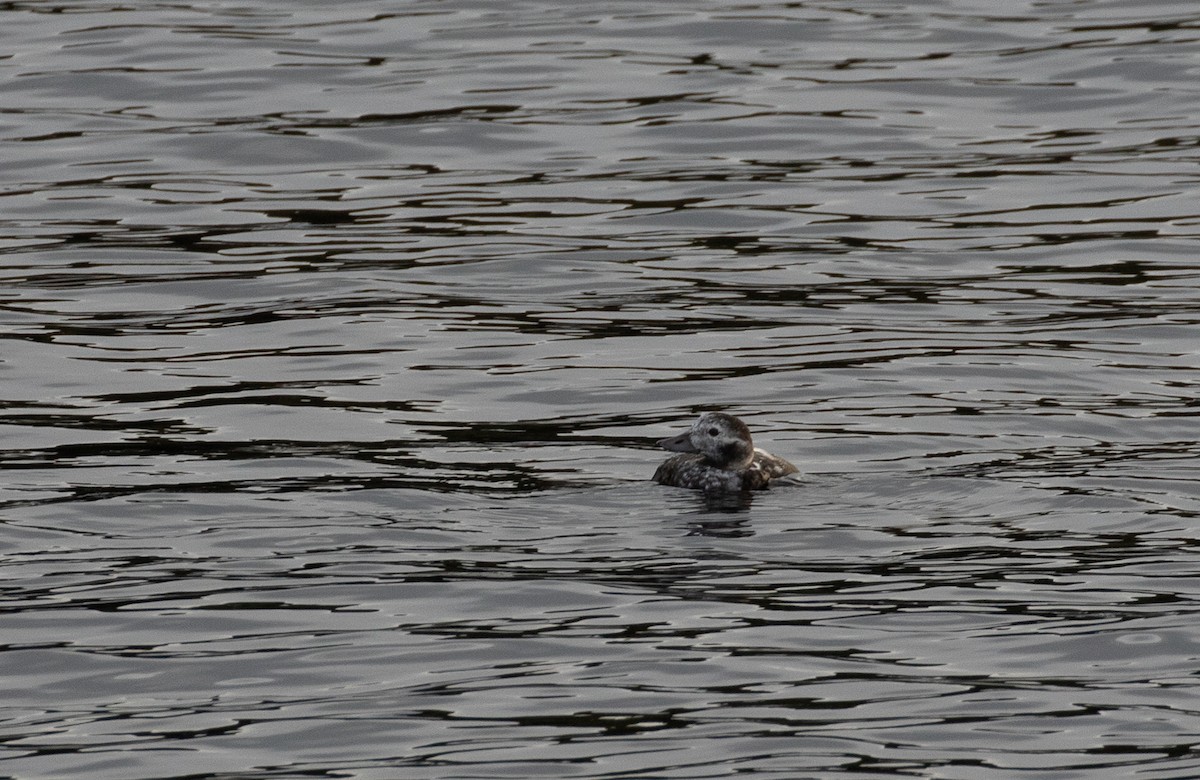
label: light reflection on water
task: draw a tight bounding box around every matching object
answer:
[3,1,1200,778]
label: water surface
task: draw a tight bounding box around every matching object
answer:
[3,1,1200,778]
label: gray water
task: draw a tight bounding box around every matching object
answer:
[3,1,1200,778]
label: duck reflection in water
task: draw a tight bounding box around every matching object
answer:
[687,492,758,535]
[653,412,798,493]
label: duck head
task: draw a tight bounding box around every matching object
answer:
[657,412,755,470]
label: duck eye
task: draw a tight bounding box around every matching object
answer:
[707,428,719,437]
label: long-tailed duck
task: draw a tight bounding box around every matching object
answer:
[653,412,798,492]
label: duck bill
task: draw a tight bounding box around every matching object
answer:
[657,431,698,453]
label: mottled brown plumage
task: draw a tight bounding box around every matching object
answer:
[653,412,797,492]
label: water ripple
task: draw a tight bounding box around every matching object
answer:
[4,1,1200,778]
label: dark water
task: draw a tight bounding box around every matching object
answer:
[4,1,1200,777]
